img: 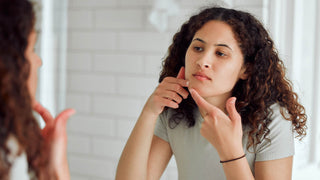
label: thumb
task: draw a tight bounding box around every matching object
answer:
[226,97,241,124]
[176,67,185,79]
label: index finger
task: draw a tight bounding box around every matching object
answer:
[164,77,189,87]
[189,88,213,112]
[33,102,54,124]
[176,67,185,79]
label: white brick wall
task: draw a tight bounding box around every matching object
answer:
[68,10,93,29]
[66,0,264,179]
[95,10,145,29]
[69,32,117,50]
[93,54,144,73]
[67,52,92,71]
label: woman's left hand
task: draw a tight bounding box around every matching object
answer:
[33,102,75,180]
[189,88,244,161]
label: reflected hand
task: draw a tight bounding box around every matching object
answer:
[189,88,244,160]
[33,102,75,180]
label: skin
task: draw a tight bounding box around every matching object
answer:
[25,31,42,105]
[25,30,75,179]
[185,20,247,160]
[116,20,293,180]
[185,20,247,113]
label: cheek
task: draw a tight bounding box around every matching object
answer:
[184,49,196,77]
[26,54,40,99]
[184,61,194,81]
[185,46,195,63]
[27,66,37,89]
[226,62,244,81]
[29,54,41,73]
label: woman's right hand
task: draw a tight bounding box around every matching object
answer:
[143,67,189,116]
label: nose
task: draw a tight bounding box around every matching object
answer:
[196,52,212,69]
[200,63,211,68]
[36,54,43,67]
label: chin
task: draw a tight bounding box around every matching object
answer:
[28,86,37,107]
[189,81,204,92]
[30,94,36,107]
[188,86,206,96]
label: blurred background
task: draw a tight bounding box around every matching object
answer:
[33,0,319,179]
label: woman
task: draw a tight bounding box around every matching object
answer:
[116,7,307,179]
[0,0,74,179]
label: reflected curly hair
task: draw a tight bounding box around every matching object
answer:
[159,7,307,148]
[0,0,51,179]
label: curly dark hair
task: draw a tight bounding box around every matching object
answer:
[159,7,307,148]
[0,0,52,179]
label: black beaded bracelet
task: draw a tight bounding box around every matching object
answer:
[220,154,246,163]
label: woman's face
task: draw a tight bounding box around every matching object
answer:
[25,31,42,105]
[185,20,247,101]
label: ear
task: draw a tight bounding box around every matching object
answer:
[239,64,248,80]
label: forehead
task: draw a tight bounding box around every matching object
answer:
[193,20,238,46]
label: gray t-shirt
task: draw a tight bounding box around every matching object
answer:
[154,103,294,180]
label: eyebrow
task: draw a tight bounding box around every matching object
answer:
[192,37,233,51]
[193,38,206,43]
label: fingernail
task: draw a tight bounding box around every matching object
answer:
[186,81,189,86]
[231,98,236,104]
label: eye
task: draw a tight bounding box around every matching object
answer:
[216,51,226,57]
[193,46,203,52]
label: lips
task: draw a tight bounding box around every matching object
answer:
[192,72,211,81]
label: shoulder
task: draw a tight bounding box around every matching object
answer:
[158,109,171,126]
[254,103,295,161]
[267,103,293,130]
[158,108,181,125]
[159,108,195,128]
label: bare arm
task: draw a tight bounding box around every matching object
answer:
[148,136,173,180]
[221,157,254,180]
[116,111,159,179]
[255,156,293,180]
[116,113,172,180]
[220,156,292,180]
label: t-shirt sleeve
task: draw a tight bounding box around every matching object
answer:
[154,112,169,142]
[255,105,295,161]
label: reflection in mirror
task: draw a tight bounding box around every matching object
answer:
[1,0,73,179]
